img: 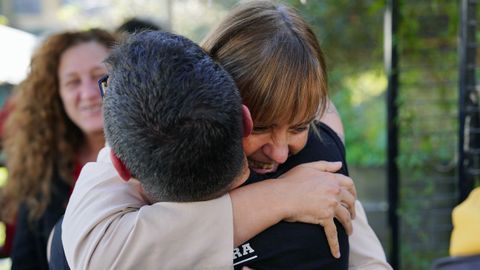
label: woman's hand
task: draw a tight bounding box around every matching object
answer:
[277,161,357,258]
[279,161,356,221]
[229,160,356,259]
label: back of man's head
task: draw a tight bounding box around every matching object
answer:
[115,17,162,36]
[103,31,244,202]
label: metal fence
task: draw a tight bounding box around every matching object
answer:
[386,0,468,269]
[459,0,480,202]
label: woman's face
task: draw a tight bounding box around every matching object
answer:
[243,119,311,174]
[58,41,109,136]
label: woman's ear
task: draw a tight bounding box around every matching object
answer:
[110,149,132,181]
[242,104,253,137]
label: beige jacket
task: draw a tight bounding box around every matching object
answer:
[63,147,234,270]
[62,147,391,270]
[349,201,393,270]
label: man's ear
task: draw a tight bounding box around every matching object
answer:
[110,149,132,181]
[242,104,253,137]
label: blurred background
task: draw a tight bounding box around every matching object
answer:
[0,0,479,269]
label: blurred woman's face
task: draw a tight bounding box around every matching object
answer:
[58,41,109,136]
[242,119,311,174]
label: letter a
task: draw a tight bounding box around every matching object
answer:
[242,243,255,255]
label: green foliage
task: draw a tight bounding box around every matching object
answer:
[281,0,388,167]
[398,0,458,56]
[283,1,460,269]
[0,15,8,25]
[395,1,460,269]
[285,0,385,73]
[331,69,387,166]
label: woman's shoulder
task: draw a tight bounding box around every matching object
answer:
[317,101,345,143]
[313,121,346,151]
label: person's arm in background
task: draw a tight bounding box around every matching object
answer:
[319,99,393,270]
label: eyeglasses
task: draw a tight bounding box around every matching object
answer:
[98,75,109,97]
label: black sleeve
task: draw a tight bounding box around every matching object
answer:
[49,216,70,270]
[12,175,70,270]
[11,204,48,270]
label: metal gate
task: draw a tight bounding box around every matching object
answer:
[458,0,480,202]
[386,1,465,269]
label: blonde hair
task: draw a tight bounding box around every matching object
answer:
[202,0,328,127]
[1,29,115,222]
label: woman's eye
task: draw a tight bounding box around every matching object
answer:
[252,126,270,134]
[65,79,80,88]
[291,126,308,134]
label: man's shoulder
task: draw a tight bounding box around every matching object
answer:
[74,146,118,191]
[62,148,142,270]
[76,160,117,187]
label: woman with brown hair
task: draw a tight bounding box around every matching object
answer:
[0,28,115,270]
[202,1,390,269]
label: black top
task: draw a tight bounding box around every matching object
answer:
[233,122,350,270]
[11,172,70,270]
[49,216,69,270]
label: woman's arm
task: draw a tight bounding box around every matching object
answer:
[319,99,345,143]
[230,160,356,258]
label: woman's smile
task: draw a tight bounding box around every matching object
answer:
[248,158,279,174]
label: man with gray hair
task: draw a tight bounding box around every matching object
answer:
[103,31,248,203]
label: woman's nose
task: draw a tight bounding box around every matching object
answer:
[263,139,289,164]
[81,79,102,99]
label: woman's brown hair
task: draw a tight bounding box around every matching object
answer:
[1,29,116,222]
[202,0,328,128]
